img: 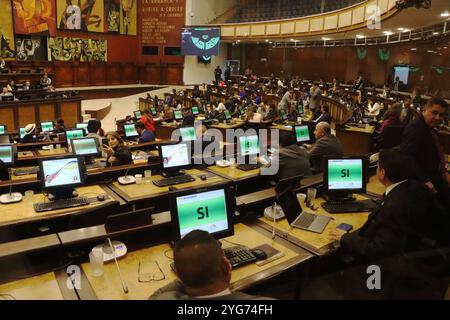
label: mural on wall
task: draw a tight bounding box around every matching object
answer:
[120,0,136,35]
[0,0,15,59]
[57,0,105,32]
[15,35,48,60]
[48,36,107,61]
[12,0,56,35]
[105,0,120,32]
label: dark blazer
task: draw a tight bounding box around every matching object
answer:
[276,145,312,180]
[400,115,442,184]
[182,114,195,127]
[340,180,450,263]
[315,111,332,124]
[308,134,343,171]
[138,130,155,143]
[107,145,132,167]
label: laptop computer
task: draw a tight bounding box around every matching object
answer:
[277,189,332,234]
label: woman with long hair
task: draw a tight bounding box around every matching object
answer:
[104,131,132,167]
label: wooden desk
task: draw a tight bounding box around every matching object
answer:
[108,169,229,204]
[0,185,116,227]
[256,195,370,256]
[207,165,260,182]
[336,125,375,156]
[0,273,64,300]
[155,123,178,140]
[80,223,313,300]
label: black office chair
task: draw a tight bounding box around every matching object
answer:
[379,125,405,149]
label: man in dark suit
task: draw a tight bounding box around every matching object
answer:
[135,122,155,143]
[272,130,312,180]
[181,107,195,127]
[314,104,332,124]
[336,149,450,263]
[149,230,272,300]
[308,122,343,172]
[400,97,449,210]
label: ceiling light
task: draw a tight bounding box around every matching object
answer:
[441,12,450,17]
[403,29,410,32]
[433,32,439,35]
[322,37,330,41]
[427,50,434,53]
[383,31,393,35]
[265,39,269,42]
[444,47,448,49]
[397,27,404,31]
[356,34,365,39]
[410,48,417,51]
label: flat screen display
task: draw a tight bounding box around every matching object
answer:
[66,129,85,144]
[124,124,139,137]
[72,138,99,156]
[0,145,13,164]
[76,123,88,130]
[294,125,310,143]
[181,27,220,56]
[161,143,190,169]
[42,157,82,188]
[0,125,5,134]
[327,159,363,191]
[41,122,54,132]
[19,127,26,139]
[239,135,259,156]
[174,110,183,120]
[192,106,199,115]
[180,127,196,141]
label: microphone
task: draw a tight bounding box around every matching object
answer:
[0,171,22,204]
[118,166,136,185]
[271,202,276,239]
[107,238,129,294]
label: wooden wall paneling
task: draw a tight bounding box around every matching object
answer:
[17,105,37,127]
[121,63,139,85]
[106,63,121,85]
[164,64,183,85]
[39,103,56,123]
[59,101,81,128]
[74,62,91,87]
[90,62,107,86]
[54,62,74,88]
[141,64,161,85]
[0,108,15,132]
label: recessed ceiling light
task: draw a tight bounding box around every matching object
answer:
[427,50,434,53]
[383,31,393,35]
[433,32,439,35]
[397,27,404,31]
[410,48,417,51]
[322,37,330,41]
[403,29,410,32]
[441,12,450,17]
[356,34,365,39]
[265,39,269,42]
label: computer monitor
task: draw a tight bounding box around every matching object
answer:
[76,123,88,131]
[191,106,199,115]
[294,125,311,144]
[19,127,26,139]
[179,127,196,141]
[123,123,139,138]
[0,134,11,144]
[150,107,158,116]
[323,157,367,199]
[159,142,191,175]
[279,109,287,121]
[41,121,54,132]
[238,106,246,115]
[297,104,304,114]
[65,129,85,145]
[0,144,14,165]
[224,109,232,120]
[238,135,260,156]
[0,125,6,134]
[38,155,86,199]
[71,137,101,158]
[174,110,183,121]
[169,184,235,241]
[1,95,14,102]
[133,110,142,118]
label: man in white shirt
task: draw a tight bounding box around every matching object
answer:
[366,100,381,117]
[216,101,226,112]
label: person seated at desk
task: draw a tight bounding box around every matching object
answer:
[376,103,402,138]
[308,122,343,172]
[411,87,424,109]
[53,118,65,133]
[163,105,174,121]
[400,96,419,125]
[40,73,51,87]
[365,99,382,117]
[257,103,268,119]
[272,130,312,180]
[139,109,155,133]
[264,104,278,121]
[314,105,332,124]
[135,121,155,143]
[0,87,15,100]
[401,98,450,210]
[215,100,226,113]
[181,107,195,127]
[246,105,262,123]
[149,230,272,300]
[380,84,390,98]
[6,79,14,92]
[104,131,132,167]
[21,80,31,91]
[334,149,450,263]
[86,119,103,146]
[22,123,38,143]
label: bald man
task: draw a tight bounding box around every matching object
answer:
[308,122,343,172]
[149,230,272,300]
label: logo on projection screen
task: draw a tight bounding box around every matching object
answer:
[192,35,220,50]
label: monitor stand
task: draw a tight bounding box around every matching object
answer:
[48,188,78,201]
[161,169,185,178]
[323,193,356,203]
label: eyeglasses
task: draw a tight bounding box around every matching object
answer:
[138,260,166,283]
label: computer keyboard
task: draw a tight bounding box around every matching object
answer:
[223,245,256,268]
[153,174,195,187]
[236,163,261,171]
[322,199,379,213]
[293,211,317,229]
[34,197,89,212]
[13,167,39,176]
[86,161,107,169]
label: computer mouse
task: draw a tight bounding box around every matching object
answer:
[251,249,267,261]
[200,175,207,181]
[168,186,177,192]
[97,194,106,201]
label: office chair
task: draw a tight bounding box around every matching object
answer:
[379,125,405,149]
